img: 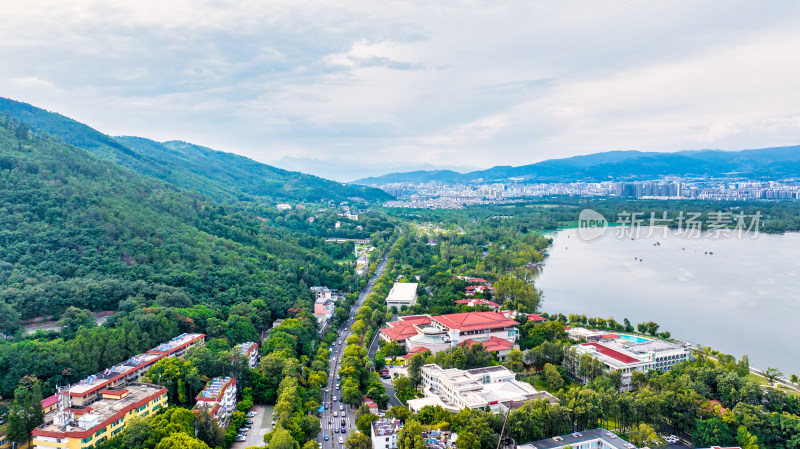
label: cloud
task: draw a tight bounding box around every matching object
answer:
[1,0,799,170]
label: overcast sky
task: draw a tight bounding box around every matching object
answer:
[2,0,800,172]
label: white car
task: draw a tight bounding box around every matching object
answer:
[333,411,338,417]
[339,405,344,411]
[338,437,344,444]
[336,384,340,389]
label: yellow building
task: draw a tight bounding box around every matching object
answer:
[0,427,32,449]
[31,383,167,449]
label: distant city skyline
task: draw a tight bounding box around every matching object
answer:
[2,1,800,169]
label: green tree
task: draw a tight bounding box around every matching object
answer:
[736,425,759,449]
[763,367,783,385]
[628,423,659,447]
[0,301,20,337]
[407,353,426,387]
[397,420,425,449]
[154,433,212,449]
[345,431,372,449]
[195,409,225,448]
[268,426,300,449]
[543,363,564,390]
[59,306,96,338]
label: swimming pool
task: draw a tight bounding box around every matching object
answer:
[616,334,652,343]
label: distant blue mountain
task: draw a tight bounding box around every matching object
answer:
[351,146,800,184]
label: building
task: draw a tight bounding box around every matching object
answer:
[362,395,379,415]
[236,342,259,369]
[379,315,433,346]
[430,312,520,345]
[44,333,205,408]
[276,203,291,211]
[195,377,237,425]
[408,364,557,414]
[517,428,633,449]
[455,298,500,311]
[403,328,453,355]
[314,298,335,330]
[31,383,167,449]
[573,339,690,390]
[420,430,456,449]
[385,283,419,308]
[459,336,515,361]
[310,286,341,302]
[370,418,403,449]
[146,333,207,359]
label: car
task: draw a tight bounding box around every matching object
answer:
[246,411,257,418]
[239,427,249,433]
[324,434,329,441]
[246,419,254,425]
[339,405,344,411]
[336,384,340,389]
[377,412,385,417]
[236,436,247,442]
[338,437,344,444]
[317,412,322,418]
[334,427,339,433]
[341,426,346,433]
[333,411,338,417]
[332,396,337,401]
[341,419,346,426]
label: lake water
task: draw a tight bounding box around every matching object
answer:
[536,227,800,376]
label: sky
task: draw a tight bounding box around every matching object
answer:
[2,0,800,179]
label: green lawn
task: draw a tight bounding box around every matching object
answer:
[526,376,581,394]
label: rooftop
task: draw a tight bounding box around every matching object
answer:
[68,352,165,395]
[147,333,205,354]
[34,384,166,439]
[372,418,403,436]
[197,377,236,402]
[433,312,519,332]
[580,343,640,365]
[380,324,423,341]
[517,428,633,449]
[236,342,258,356]
[460,336,514,353]
[386,283,419,303]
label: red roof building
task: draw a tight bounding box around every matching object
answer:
[460,336,514,353]
[526,314,547,322]
[432,312,519,333]
[580,342,640,364]
[456,298,500,310]
[403,347,432,359]
[379,315,433,343]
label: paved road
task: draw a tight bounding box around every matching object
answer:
[316,232,400,449]
[231,404,273,448]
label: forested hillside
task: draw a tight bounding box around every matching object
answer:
[0,114,361,323]
[0,97,393,204]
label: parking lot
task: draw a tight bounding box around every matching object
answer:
[231,404,274,448]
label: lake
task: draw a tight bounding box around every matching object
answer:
[536,226,800,376]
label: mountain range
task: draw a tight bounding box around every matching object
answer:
[0,97,392,204]
[352,146,800,185]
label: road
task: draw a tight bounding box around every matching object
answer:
[316,232,400,449]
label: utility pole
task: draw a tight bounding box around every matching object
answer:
[496,401,514,449]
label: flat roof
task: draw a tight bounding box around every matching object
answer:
[34,384,166,439]
[581,343,640,365]
[386,283,418,302]
[68,352,165,396]
[518,428,632,449]
[197,377,236,402]
[147,333,205,354]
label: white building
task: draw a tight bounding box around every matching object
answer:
[517,428,633,449]
[408,364,557,414]
[385,282,418,308]
[236,342,259,369]
[573,339,690,390]
[371,418,403,449]
[195,377,237,425]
